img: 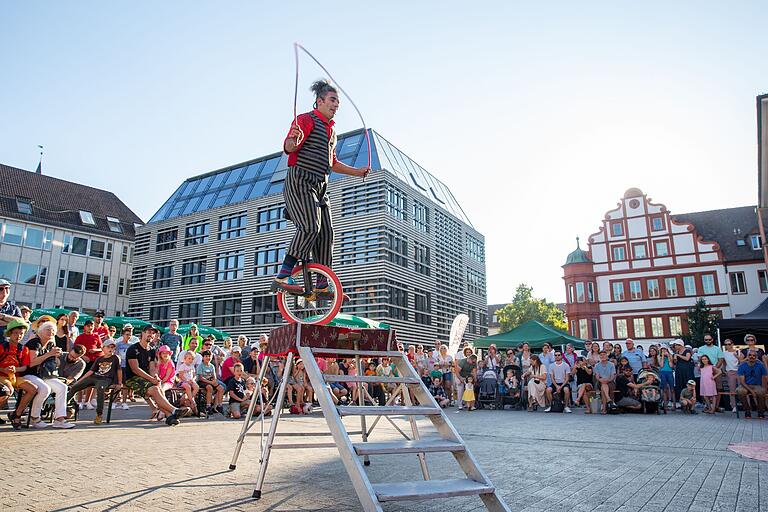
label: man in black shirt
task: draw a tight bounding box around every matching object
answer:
[67,339,122,423]
[615,367,643,411]
[124,325,189,425]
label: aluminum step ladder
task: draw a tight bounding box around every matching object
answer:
[229,344,509,511]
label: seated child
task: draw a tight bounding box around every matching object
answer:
[197,349,225,415]
[429,376,450,408]
[504,369,520,398]
[680,379,697,415]
[176,351,200,415]
[227,363,249,419]
[67,338,122,425]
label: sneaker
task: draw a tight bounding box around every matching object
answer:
[544,406,552,413]
[732,407,737,413]
[175,406,192,418]
[690,410,698,415]
[745,411,752,419]
[215,405,224,415]
[564,407,572,413]
[120,403,130,410]
[165,413,180,426]
[52,420,75,429]
[32,419,48,428]
[312,287,351,302]
[94,415,103,425]
[271,276,303,294]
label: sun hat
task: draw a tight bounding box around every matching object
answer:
[32,314,56,330]
[5,319,29,333]
[157,345,172,354]
[670,339,684,347]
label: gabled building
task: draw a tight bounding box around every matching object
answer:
[563,187,767,343]
[129,129,487,344]
[0,163,142,314]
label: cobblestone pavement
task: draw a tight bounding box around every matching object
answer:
[2,402,767,512]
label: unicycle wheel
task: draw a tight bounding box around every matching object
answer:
[276,263,343,324]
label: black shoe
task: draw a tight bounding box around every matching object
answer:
[690,410,698,415]
[215,405,224,415]
[759,413,765,419]
[176,406,192,418]
[745,411,752,419]
[165,413,180,426]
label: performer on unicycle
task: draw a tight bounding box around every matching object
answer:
[272,79,370,298]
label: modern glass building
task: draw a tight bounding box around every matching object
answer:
[130,129,487,344]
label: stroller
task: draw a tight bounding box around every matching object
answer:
[637,368,664,414]
[476,369,500,409]
[496,364,523,410]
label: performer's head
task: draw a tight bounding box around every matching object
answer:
[311,79,339,120]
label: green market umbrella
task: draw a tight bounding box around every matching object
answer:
[103,316,152,331]
[169,323,231,340]
[30,308,73,321]
[305,313,390,330]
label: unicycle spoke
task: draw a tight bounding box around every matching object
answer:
[277,263,343,325]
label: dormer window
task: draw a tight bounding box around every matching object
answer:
[751,234,762,250]
[16,197,32,214]
[107,217,122,233]
[79,210,96,225]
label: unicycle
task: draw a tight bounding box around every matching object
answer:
[272,261,344,324]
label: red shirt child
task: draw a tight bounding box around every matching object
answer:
[75,321,103,363]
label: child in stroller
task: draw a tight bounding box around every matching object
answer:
[636,368,664,414]
[476,368,499,409]
[497,364,522,410]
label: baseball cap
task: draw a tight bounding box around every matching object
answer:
[670,339,684,347]
[687,379,696,386]
[103,338,117,347]
[94,310,105,317]
[142,324,160,333]
[0,278,11,287]
[231,346,242,353]
[5,318,29,333]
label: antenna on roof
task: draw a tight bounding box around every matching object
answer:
[35,145,43,175]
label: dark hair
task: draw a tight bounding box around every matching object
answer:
[201,350,212,357]
[56,314,69,336]
[72,344,86,355]
[310,79,337,101]
[84,319,94,325]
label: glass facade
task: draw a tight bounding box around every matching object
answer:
[149,129,472,226]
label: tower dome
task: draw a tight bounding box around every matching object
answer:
[564,237,592,265]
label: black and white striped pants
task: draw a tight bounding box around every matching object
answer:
[284,167,333,267]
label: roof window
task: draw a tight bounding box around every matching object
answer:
[79,210,96,225]
[107,217,123,233]
[16,197,33,214]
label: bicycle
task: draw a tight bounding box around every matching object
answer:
[270,260,344,325]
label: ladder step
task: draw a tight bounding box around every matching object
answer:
[324,375,420,384]
[310,348,404,358]
[271,442,337,449]
[373,478,495,502]
[337,405,441,416]
[353,438,465,455]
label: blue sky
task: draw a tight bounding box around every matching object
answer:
[1,2,766,304]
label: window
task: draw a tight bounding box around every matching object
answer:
[184,221,209,246]
[18,264,45,286]
[701,274,716,294]
[664,277,678,297]
[751,234,762,250]
[107,217,122,233]
[339,227,380,266]
[654,241,669,257]
[101,275,109,293]
[181,257,207,285]
[387,283,408,320]
[218,212,247,240]
[152,263,174,289]
[414,243,430,276]
[611,245,626,261]
[386,186,407,221]
[118,278,126,295]
[633,318,646,338]
[121,246,129,263]
[466,269,485,296]
[647,279,660,298]
[568,285,575,304]
[178,300,203,324]
[43,230,53,250]
[633,243,647,259]
[413,202,429,233]
[79,210,96,225]
[216,251,244,281]
[570,320,577,336]
[66,271,84,290]
[683,275,696,296]
[252,294,281,324]
[85,273,101,292]
[651,317,664,337]
[615,319,628,338]
[211,295,242,327]
[651,216,665,232]
[22,227,42,249]
[156,228,178,251]
[106,242,113,260]
[16,197,33,214]
[729,272,747,294]
[257,207,285,233]
[759,270,768,293]
[3,223,23,245]
[70,236,88,255]
[255,246,285,276]
[590,318,599,339]
[341,182,385,217]
[466,235,484,262]
[414,289,431,325]
[579,319,588,339]
[576,282,586,303]
[736,239,746,246]
[386,232,408,268]
[611,222,623,236]
[588,282,595,302]
[669,316,683,336]
[629,280,642,300]
[148,304,171,327]
[89,240,105,258]
[57,269,65,288]
[612,282,625,301]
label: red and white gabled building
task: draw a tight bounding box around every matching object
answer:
[562,188,768,344]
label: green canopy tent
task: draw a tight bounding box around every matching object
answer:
[305,313,391,330]
[473,320,587,350]
[166,324,231,341]
[30,308,73,321]
[102,316,152,331]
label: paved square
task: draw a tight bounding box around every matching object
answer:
[2,404,767,512]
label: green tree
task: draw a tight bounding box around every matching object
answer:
[684,298,718,347]
[496,284,567,333]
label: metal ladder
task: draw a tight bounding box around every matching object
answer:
[230,345,510,511]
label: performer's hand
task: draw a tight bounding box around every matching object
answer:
[357,167,370,178]
[288,124,304,144]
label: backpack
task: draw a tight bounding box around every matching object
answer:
[550,394,565,413]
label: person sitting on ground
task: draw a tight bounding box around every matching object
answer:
[291,359,313,413]
[245,376,273,417]
[429,376,450,408]
[680,379,698,414]
[736,349,767,419]
[545,351,573,413]
[227,363,249,419]
[593,350,616,414]
[197,350,225,415]
[123,325,190,426]
[365,361,385,406]
[323,358,348,405]
[175,350,200,416]
[67,338,122,424]
[614,366,643,412]
[1,319,40,429]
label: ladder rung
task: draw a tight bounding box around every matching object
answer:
[271,442,337,449]
[246,431,364,437]
[353,438,465,456]
[337,405,441,416]
[310,348,404,357]
[373,478,495,502]
[324,375,420,384]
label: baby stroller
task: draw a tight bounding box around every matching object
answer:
[496,364,523,410]
[477,369,500,409]
[637,368,664,414]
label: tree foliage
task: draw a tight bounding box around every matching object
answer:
[496,284,567,333]
[684,297,718,347]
